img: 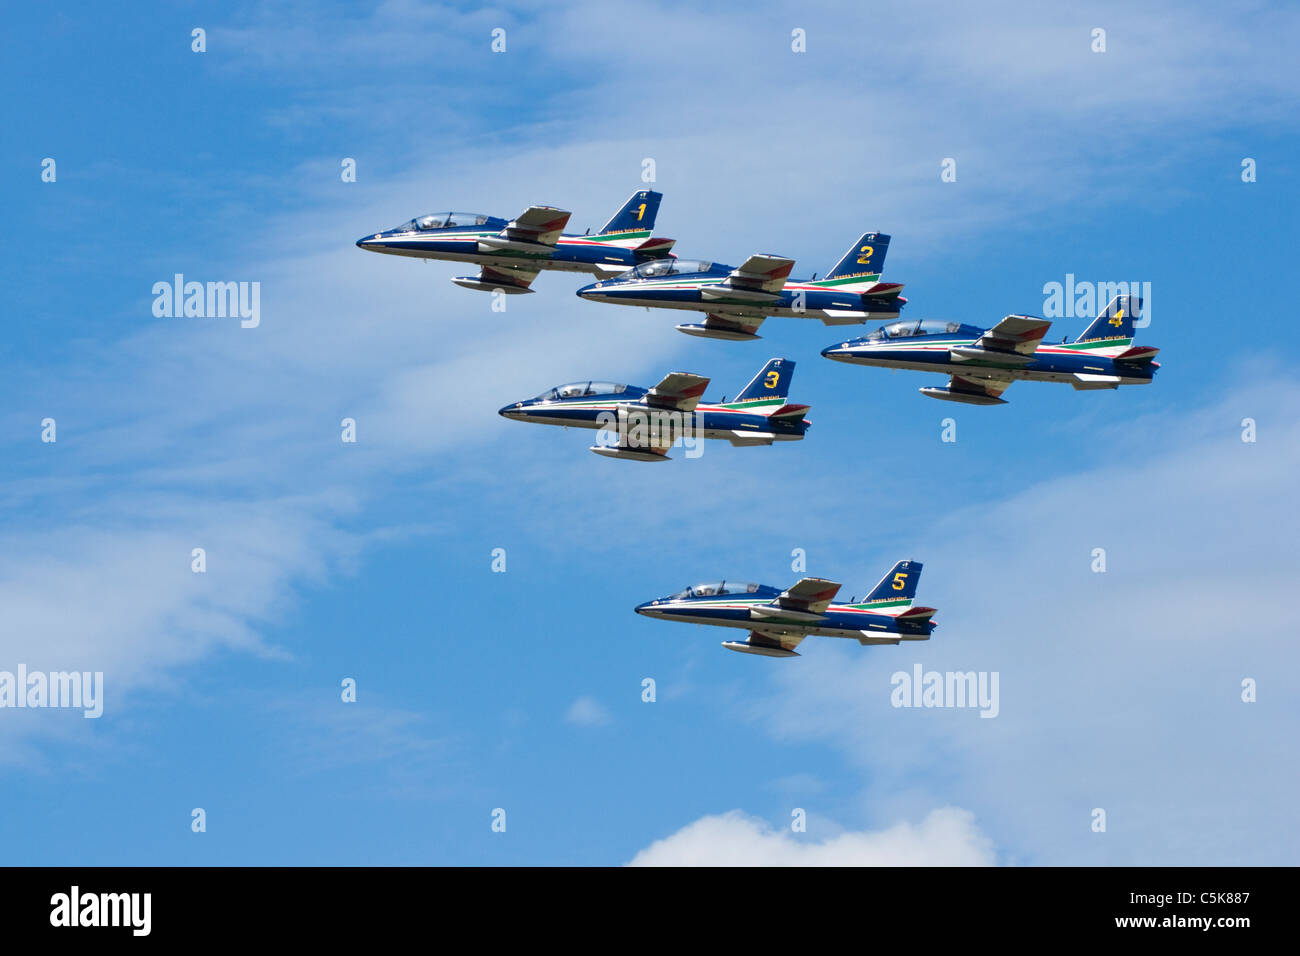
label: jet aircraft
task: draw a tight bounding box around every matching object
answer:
[575,232,904,341]
[820,294,1158,405]
[635,560,935,657]
[499,358,809,461]
[355,190,674,294]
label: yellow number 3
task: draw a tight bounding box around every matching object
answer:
[892,572,908,590]
[764,371,780,388]
[856,245,875,265]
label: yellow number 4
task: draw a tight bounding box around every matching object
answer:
[1109,308,1124,327]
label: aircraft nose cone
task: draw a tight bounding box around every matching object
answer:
[356,235,381,251]
[634,601,660,617]
[498,402,525,420]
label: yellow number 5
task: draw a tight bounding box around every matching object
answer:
[892,572,908,590]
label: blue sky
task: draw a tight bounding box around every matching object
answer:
[2,0,1298,865]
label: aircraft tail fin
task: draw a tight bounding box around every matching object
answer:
[734,358,794,404]
[816,233,891,289]
[1074,294,1142,345]
[862,559,923,607]
[600,190,662,234]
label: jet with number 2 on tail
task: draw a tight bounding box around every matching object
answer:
[821,294,1158,405]
[575,232,904,341]
[355,190,674,294]
[634,560,934,657]
[498,358,809,462]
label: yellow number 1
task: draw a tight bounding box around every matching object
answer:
[634,203,646,221]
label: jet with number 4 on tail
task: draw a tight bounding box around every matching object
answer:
[821,294,1158,405]
[355,190,674,294]
[498,358,809,461]
[575,232,904,341]
[634,560,934,657]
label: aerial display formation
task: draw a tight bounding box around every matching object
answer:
[357,190,1159,657]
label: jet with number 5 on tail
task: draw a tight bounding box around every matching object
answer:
[498,358,809,461]
[820,294,1158,404]
[575,232,904,341]
[634,560,935,657]
[355,190,674,294]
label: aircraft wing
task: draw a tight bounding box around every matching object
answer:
[935,373,1014,405]
[778,577,842,614]
[500,205,572,247]
[729,254,796,292]
[646,372,710,411]
[477,263,541,292]
[974,315,1052,355]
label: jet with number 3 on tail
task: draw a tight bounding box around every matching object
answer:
[634,560,935,657]
[821,294,1158,405]
[498,358,809,462]
[575,232,904,341]
[355,190,674,294]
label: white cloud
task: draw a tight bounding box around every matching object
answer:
[628,807,995,866]
[565,695,612,728]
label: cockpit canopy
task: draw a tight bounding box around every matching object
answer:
[531,381,635,402]
[394,212,503,232]
[868,319,983,341]
[622,258,716,280]
[668,581,779,600]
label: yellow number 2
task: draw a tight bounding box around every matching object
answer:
[856,245,875,265]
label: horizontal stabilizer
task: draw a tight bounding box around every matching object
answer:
[634,237,676,259]
[766,403,810,421]
[895,605,937,623]
[1114,345,1160,363]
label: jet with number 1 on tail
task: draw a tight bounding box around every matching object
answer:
[821,294,1158,405]
[355,190,674,294]
[575,232,904,341]
[634,560,935,657]
[498,358,809,462]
